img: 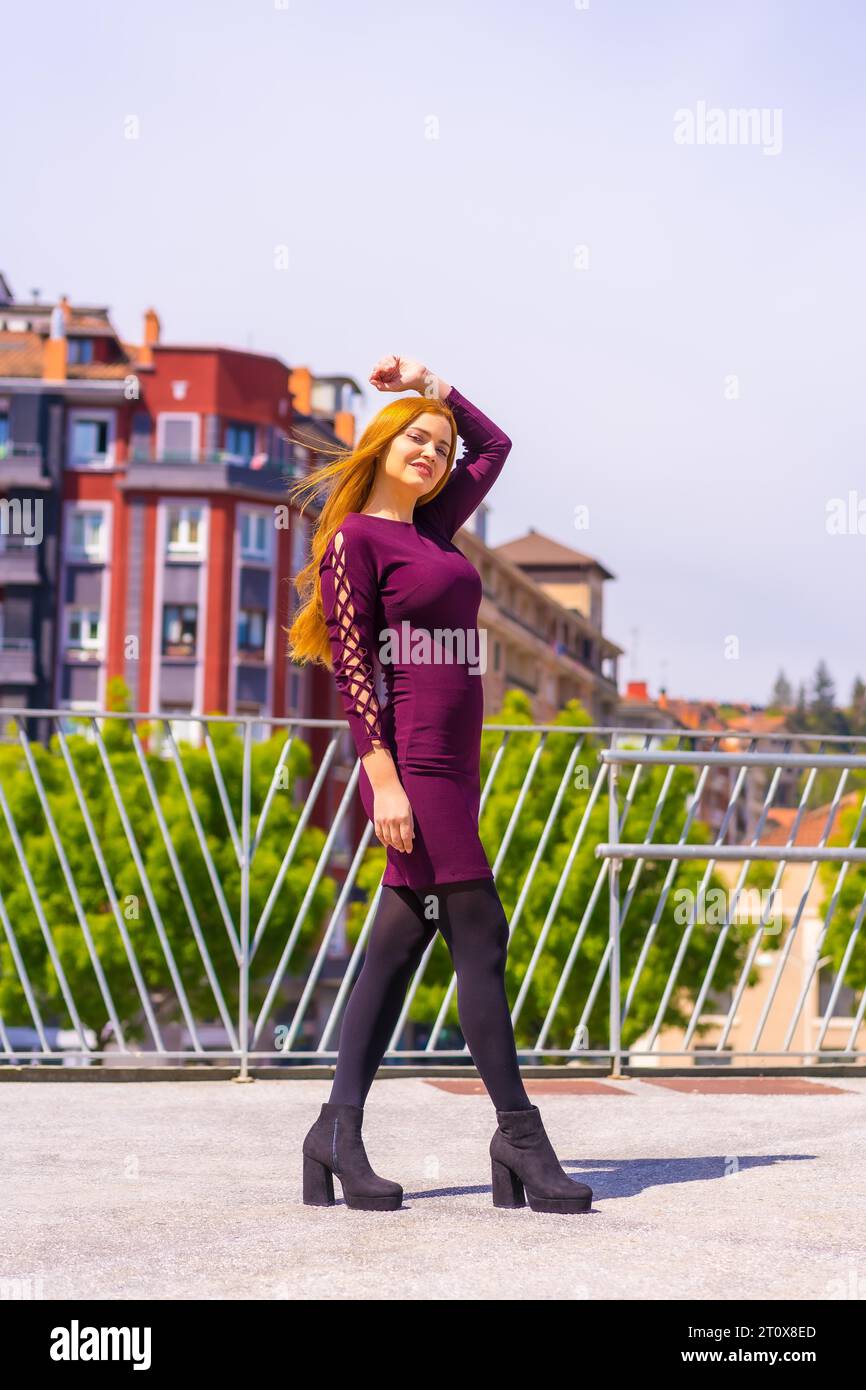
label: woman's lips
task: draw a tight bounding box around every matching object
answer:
[411,462,432,477]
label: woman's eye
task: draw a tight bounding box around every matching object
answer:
[409,431,446,457]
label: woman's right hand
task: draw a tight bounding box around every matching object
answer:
[372,781,415,854]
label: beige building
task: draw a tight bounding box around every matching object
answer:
[459,517,622,726]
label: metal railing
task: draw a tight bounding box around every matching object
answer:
[0,708,863,1075]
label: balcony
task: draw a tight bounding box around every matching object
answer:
[499,604,550,643]
[0,444,49,490]
[0,545,40,584]
[122,450,303,497]
[504,669,538,695]
[0,637,36,685]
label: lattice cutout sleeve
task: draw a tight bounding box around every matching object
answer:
[319,527,388,762]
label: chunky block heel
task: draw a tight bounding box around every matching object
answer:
[303,1152,335,1206]
[491,1156,526,1208]
[489,1104,593,1215]
[301,1102,403,1211]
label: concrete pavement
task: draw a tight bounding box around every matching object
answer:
[3,1075,865,1301]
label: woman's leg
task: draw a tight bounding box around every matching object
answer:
[433,878,533,1113]
[327,885,439,1107]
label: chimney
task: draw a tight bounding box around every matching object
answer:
[289,367,313,416]
[333,409,355,448]
[43,299,68,381]
[138,307,161,369]
[625,680,650,702]
[658,686,668,709]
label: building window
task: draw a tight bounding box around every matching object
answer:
[0,409,9,457]
[67,509,105,561]
[240,511,270,560]
[494,641,501,673]
[69,413,113,466]
[66,608,101,651]
[225,422,255,462]
[162,604,198,656]
[274,432,295,471]
[166,507,203,555]
[157,414,199,462]
[68,338,94,364]
[130,411,152,461]
[238,608,267,653]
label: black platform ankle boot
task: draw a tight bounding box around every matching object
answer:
[302,1102,403,1211]
[490,1104,593,1214]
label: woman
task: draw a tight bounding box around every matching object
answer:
[287,354,592,1215]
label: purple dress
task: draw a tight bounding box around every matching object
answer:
[318,385,512,888]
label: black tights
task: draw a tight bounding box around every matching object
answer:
[327,878,532,1112]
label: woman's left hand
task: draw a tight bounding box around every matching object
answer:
[368,355,428,394]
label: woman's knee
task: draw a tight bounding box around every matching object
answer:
[446,885,510,972]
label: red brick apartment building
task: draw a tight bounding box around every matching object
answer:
[0,270,359,742]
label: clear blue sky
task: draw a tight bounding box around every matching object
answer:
[5,0,864,708]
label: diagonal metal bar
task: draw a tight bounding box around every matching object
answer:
[681,743,797,1050]
[0,882,53,1054]
[249,733,342,963]
[250,752,371,1048]
[250,733,296,865]
[814,886,866,1053]
[122,718,240,1047]
[638,739,758,1051]
[11,715,127,1049]
[738,761,855,1051]
[0,777,91,1051]
[513,733,648,1049]
[200,720,244,867]
[780,778,866,1051]
[152,719,241,960]
[52,718,164,1052]
[428,732,551,1052]
[88,717,205,1052]
[288,820,380,1056]
[386,728,516,1054]
[239,718,252,1078]
[551,731,672,1055]
[592,735,732,1046]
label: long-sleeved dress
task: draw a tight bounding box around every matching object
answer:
[318,385,512,889]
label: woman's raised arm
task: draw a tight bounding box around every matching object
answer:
[417,382,512,540]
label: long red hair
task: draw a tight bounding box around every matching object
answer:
[284,394,457,668]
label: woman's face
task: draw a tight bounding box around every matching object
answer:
[382,412,453,495]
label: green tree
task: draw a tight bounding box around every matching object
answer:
[769,670,793,711]
[849,677,866,736]
[0,680,336,1050]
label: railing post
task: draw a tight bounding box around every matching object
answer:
[235,716,254,1084]
[608,754,624,1079]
